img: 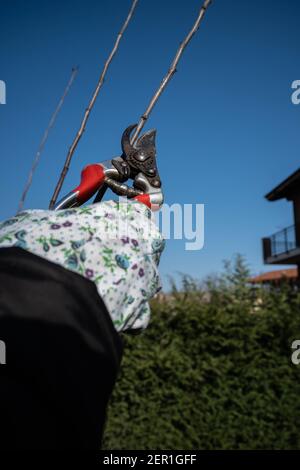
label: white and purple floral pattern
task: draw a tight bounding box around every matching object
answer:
[0,200,165,332]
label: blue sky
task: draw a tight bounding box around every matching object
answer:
[0,0,299,286]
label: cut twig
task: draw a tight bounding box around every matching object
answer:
[131,0,213,144]
[49,0,139,209]
[17,67,78,214]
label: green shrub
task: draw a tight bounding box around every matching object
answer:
[103,256,300,450]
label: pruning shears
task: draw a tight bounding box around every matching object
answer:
[53,124,163,211]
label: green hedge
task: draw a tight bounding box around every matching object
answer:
[103,257,300,450]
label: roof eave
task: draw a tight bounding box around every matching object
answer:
[265,167,300,201]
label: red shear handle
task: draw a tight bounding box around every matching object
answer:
[134,194,151,209]
[134,193,162,211]
[73,164,105,204]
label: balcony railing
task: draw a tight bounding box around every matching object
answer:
[270,225,297,257]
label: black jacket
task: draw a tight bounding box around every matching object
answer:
[0,247,123,450]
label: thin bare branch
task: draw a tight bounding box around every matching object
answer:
[17,67,78,214]
[131,0,213,144]
[49,0,139,209]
